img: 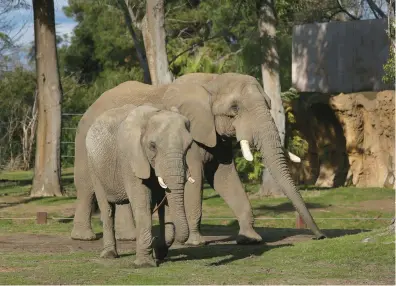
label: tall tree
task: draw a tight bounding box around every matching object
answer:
[30,0,62,197]
[256,0,287,197]
[142,0,174,85]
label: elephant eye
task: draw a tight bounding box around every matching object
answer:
[230,102,239,113]
[149,141,156,151]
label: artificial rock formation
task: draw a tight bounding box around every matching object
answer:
[291,90,394,188]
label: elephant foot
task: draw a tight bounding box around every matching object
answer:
[154,245,169,261]
[184,233,208,246]
[312,232,327,240]
[133,257,158,268]
[71,227,97,241]
[115,231,136,241]
[100,248,119,259]
[236,229,262,245]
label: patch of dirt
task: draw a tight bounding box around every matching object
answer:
[0,266,22,273]
[357,199,395,212]
[0,233,119,254]
[0,231,316,256]
[0,196,76,217]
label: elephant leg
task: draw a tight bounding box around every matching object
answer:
[126,181,157,268]
[204,159,262,244]
[115,204,136,241]
[71,158,97,241]
[89,178,118,258]
[184,143,206,246]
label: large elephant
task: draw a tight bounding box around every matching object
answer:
[85,103,193,267]
[71,72,326,245]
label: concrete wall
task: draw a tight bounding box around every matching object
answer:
[292,19,393,93]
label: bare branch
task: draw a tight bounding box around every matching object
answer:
[168,34,223,65]
[169,0,245,65]
[336,0,361,20]
[366,0,387,18]
[116,0,151,83]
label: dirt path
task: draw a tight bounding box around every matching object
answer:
[0,231,316,255]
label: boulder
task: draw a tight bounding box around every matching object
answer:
[291,90,394,188]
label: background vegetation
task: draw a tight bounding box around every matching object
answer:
[0,0,394,182]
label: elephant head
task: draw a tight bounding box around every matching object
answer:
[165,73,326,239]
[119,105,193,243]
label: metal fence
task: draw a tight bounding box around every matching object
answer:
[60,113,84,165]
[0,113,83,169]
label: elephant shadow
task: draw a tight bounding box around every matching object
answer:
[165,241,292,266]
[197,222,369,243]
[159,223,369,266]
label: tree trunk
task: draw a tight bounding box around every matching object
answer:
[117,0,152,84]
[142,0,174,86]
[257,0,285,197]
[30,0,62,197]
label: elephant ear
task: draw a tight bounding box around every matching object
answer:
[254,82,272,109]
[163,84,217,148]
[118,105,160,179]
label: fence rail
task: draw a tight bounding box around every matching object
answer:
[60,113,83,160]
[0,217,392,221]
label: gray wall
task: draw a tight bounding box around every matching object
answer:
[292,19,393,93]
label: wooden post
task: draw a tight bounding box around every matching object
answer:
[296,212,306,229]
[37,212,48,224]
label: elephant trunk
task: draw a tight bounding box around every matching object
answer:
[241,108,326,239]
[156,152,189,244]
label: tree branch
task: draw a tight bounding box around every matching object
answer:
[366,0,387,18]
[168,0,245,65]
[116,0,151,84]
[125,0,142,30]
[336,0,361,20]
[168,34,223,65]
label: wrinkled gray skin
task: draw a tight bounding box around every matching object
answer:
[72,73,326,246]
[85,104,192,267]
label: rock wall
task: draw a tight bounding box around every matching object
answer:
[291,90,394,188]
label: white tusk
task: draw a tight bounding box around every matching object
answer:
[240,140,254,161]
[188,176,195,183]
[158,177,168,189]
[288,152,301,163]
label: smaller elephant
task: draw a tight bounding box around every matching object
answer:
[85,103,194,267]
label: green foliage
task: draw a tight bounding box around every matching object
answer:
[282,88,309,159]
[62,0,143,83]
[382,45,395,85]
[1,0,367,172]
[234,147,264,183]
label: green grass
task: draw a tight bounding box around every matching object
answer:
[0,170,394,230]
[0,169,395,284]
[0,229,394,284]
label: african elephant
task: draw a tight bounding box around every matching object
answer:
[71,72,326,246]
[85,103,193,267]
